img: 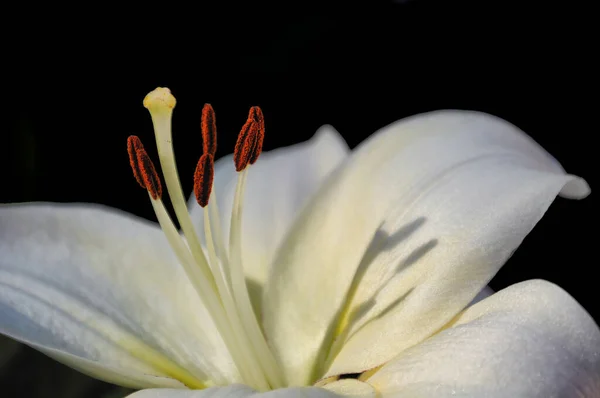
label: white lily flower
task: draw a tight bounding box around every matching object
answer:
[1,87,598,398]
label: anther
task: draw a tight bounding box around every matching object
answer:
[233,107,265,172]
[233,119,257,172]
[248,106,264,165]
[202,104,217,156]
[126,135,163,200]
[194,153,215,207]
[127,135,145,188]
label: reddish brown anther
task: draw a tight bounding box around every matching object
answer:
[194,153,214,207]
[201,103,217,156]
[233,106,265,172]
[249,106,264,165]
[127,135,145,188]
[126,135,163,200]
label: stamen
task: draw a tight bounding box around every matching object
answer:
[199,104,227,261]
[229,170,284,388]
[201,104,217,156]
[199,106,228,259]
[208,191,228,262]
[194,154,214,208]
[233,107,264,172]
[229,112,284,388]
[127,135,162,200]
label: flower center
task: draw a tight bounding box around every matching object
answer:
[127,87,283,391]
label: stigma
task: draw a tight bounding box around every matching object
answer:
[127,88,281,391]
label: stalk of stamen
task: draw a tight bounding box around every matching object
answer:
[194,155,229,283]
[143,88,217,293]
[208,191,228,265]
[200,104,228,265]
[194,154,231,293]
[229,169,284,388]
[229,109,285,388]
[205,206,270,391]
[127,136,251,387]
[149,195,263,389]
[195,154,270,391]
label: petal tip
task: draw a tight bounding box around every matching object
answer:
[313,124,346,145]
[560,175,591,199]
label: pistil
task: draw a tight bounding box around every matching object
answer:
[143,89,216,292]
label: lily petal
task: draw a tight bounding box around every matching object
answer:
[322,379,377,398]
[263,110,589,385]
[35,344,184,389]
[0,203,238,388]
[188,126,349,306]
[366,280,600,397]
[126,384,340,398]
[468,286,493,307]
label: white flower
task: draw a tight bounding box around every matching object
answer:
[0,87,598,398]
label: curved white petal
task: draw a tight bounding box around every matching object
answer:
[367,280,600,398]
[262,110,590,385]
[0,203,238,388]
[187,126,349,306]
[126,384,340,398]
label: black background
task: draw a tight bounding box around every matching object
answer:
[2,1,596,397]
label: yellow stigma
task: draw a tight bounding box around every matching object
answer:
[143,87,176,111]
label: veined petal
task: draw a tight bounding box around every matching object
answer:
[0,203,238,388]
[366,280,600,397]
[126,384,341,398]
[187,126,349,308]
[262,110,590,385]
